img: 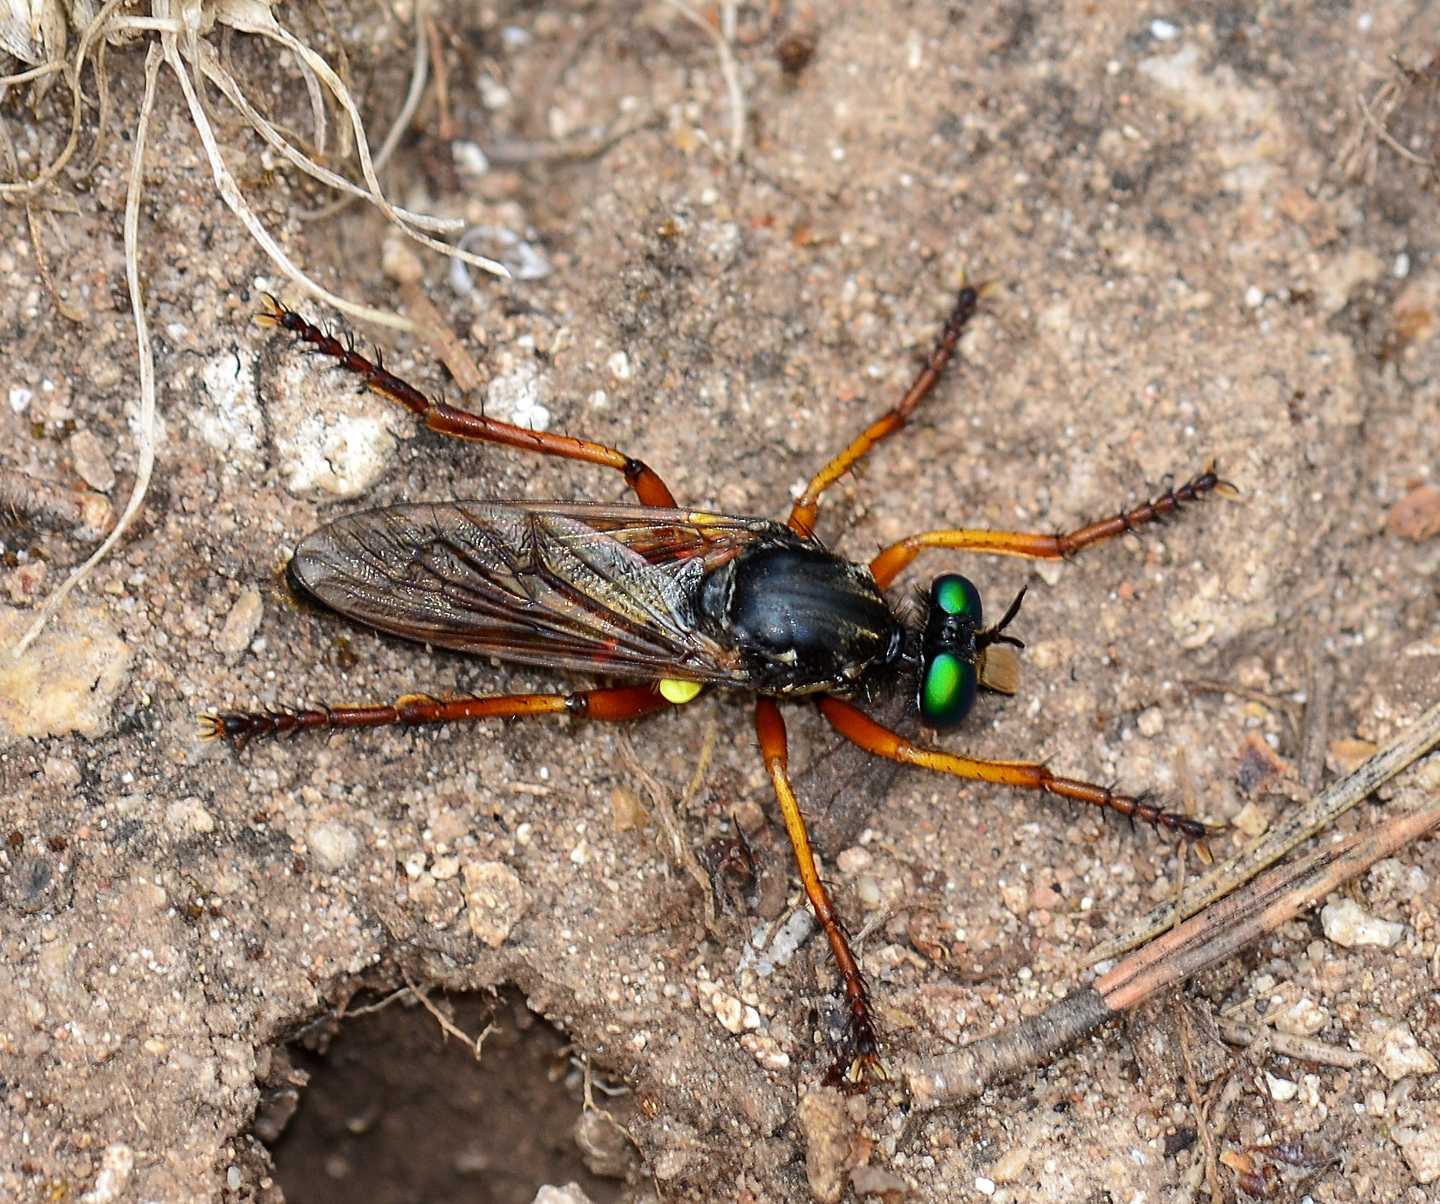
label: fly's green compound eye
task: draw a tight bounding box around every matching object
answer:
[931,574,982,624]
[919,651,978,730]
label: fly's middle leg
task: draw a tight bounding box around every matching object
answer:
[754,699,883,1085]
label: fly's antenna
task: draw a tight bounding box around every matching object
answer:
[979,586,1027,650]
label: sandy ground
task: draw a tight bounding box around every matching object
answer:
[1,2,1438,1201]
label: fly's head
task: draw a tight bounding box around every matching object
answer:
[917,575,1027,729]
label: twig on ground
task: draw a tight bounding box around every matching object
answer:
[903,787,1440,1110]
[1091,696,1440,960]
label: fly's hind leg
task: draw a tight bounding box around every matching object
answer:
[257,296,678,507]
[754,699,883,1084]
[201,683,675,748]
[869,464,1237,587]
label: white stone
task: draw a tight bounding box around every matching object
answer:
[1271,994,1328,1037]
[607,350,633,381]
[0,605,131,741]
[216,589,264,662]
[308,821,360,871]
[280,411,396,499]
[486,361,551,431]
[463,861,528,948]
[531,1185,595,1204]
[1362,1022,1437,1081]
[740,1032,789,1071]
[80,1143,134,1204]
[1321,897,1405,948]
[194,352,262,461]
[1265,1072,1298,1102]
[1392,1103,1440,1184]
[711,989,745,1034]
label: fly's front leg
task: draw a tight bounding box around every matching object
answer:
[258,296,678,507]
[201,683,674,748]
[869,464,1236,588]
[817,696,1210,840]
[787,284,985,538]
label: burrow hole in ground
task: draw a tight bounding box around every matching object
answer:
[256,986,632,1204]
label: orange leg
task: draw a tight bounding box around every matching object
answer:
[258,296,678,508]
[869,465,1235,588]
[754,699,881,1083]
[787,285,983,538]
[817,696,1208,840]
[201,683,673,749]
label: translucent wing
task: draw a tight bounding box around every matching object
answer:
[286,501,788,683]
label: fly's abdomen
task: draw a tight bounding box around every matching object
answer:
[701,542,902,694]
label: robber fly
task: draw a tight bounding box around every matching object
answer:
[204,288,1232,1083]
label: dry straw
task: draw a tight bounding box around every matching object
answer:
[1,0,510,654]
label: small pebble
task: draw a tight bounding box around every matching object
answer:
[741,1031,790,1071]
[991,1146,1030,1182]
[1363,1021,1437,1081]
[1392,1103,1440,1184]
[1385,484,1440,542]
[1137,706,1164,737]
[308,821,360,871]
[1321,898,1405,948]
[850,1166,907,1198]
[533,1185,595,1204]
[273,351,397,499]
[1266,1072,1298,1102]
[487,362,550,431]
[710,989,745,1034]
[79,1143,134,1204]
[1328,737,1378,774]
[0,605,132,739]
[1232,801,1269,837]
[607,351,633,381]
[1271,994,1328,1037]
[796,1088,854,1204]
[69,430,115,493]
[732,800,766,835]
[216,589,264,662]
[574,1108,635,1178]
[166,796,216,835]
[609,786,648,832]
[381,235,425,284]
[1030,882,1063,911]
[976,1176,997,1196]
[1034,560,1064,587]
[463,860,528,948]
